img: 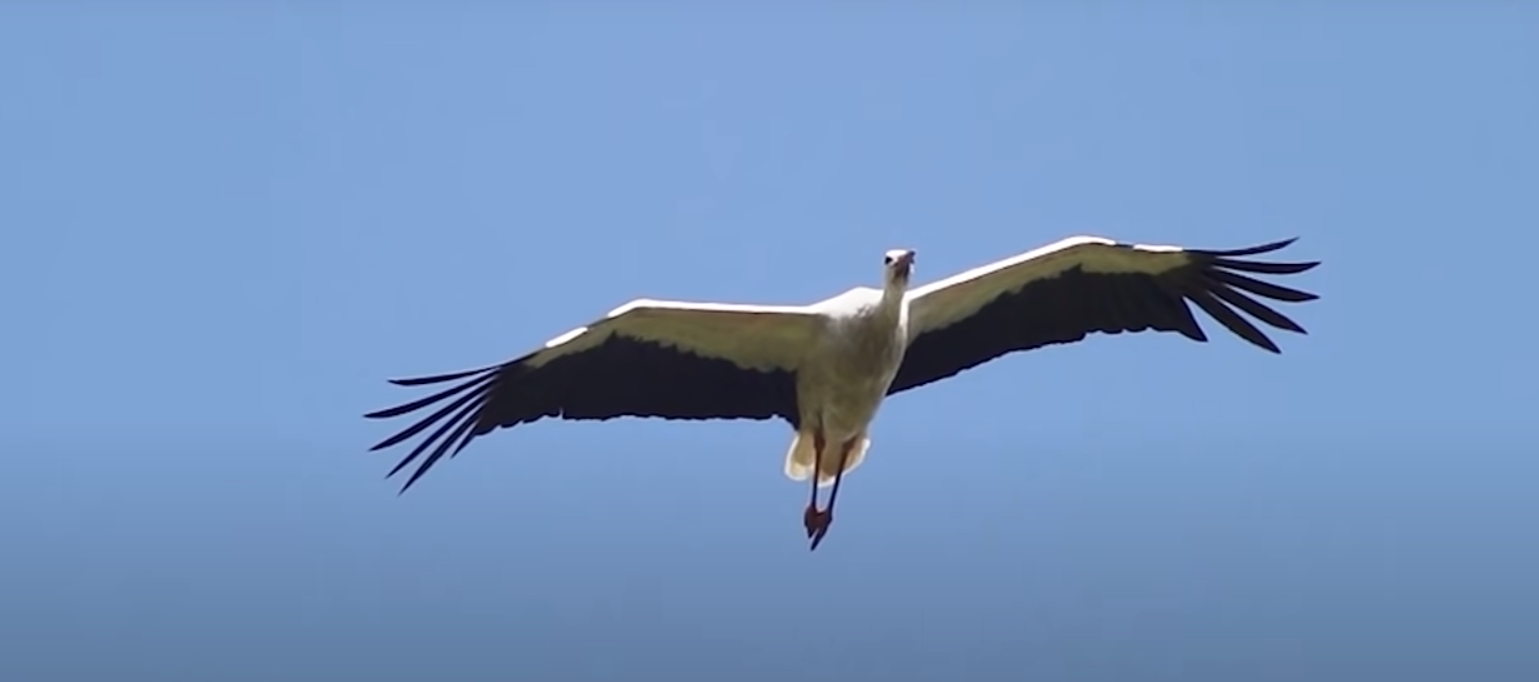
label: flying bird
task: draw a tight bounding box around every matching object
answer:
[365,236,1320,550]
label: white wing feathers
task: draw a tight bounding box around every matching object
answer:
[530,298,826,373]
[904,236,1191,339]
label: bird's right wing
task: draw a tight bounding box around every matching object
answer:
[363,299,826,491]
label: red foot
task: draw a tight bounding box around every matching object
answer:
[808,511,833,551]
[803,505,824,538]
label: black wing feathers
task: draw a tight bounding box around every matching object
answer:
[888,238,1319,395]
[364,333,800,492]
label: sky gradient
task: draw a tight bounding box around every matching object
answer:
[3,5,1537,681]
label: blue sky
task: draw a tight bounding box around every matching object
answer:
[3,4,1536,681]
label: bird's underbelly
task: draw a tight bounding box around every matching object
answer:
[812,385,889,439]
[797,337,905,441]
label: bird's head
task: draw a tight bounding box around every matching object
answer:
[883,248,916,288]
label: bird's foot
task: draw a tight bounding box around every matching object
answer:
[807,511,833,551]
[803,504,824,538]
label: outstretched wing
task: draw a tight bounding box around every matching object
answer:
[365,299,826,491]
[890,236,1319,395]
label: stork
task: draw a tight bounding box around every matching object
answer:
[365,236,1320,550]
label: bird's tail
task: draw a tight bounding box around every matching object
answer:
[783,431,871,488]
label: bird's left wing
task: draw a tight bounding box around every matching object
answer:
[889,236,1320,395]
[364,299,826,491]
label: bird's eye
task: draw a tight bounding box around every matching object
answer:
[884,255,894,265]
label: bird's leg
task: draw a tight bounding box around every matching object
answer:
[809,438,855,551]
[803,429,827,538]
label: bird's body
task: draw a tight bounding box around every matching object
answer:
[786,279,910,488]
[365,236,1321,550]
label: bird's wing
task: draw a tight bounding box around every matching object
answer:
[365,298,826,491]
[889,236,1320,395]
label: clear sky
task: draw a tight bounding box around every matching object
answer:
[3,4,1536,681]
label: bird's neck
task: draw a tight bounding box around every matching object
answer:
[878,279,909,315]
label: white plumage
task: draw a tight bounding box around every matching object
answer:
[366,236,1319,550]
